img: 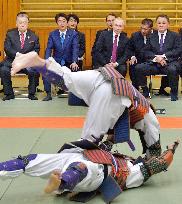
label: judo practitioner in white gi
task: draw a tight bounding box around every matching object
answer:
[11,52,161,158]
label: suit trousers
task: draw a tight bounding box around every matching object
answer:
[1,65,39,96]
[135,61,180,95]
[116,64,127,78]
[42,62,71,93]
[129,64,147,89]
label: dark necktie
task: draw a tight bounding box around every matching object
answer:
[111,34,118,63]
[159,33,164,52]
[20,33,25,49]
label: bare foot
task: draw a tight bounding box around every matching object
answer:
[44,171,61,194]
[11,51,46,75]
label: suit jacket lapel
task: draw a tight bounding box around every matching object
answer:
[117,34,122,52]
[117,33,125,53]
[139,32,145,46]
[23,30,31,49]
[108,31,113,52]
[15,29,22,50]
[53,29,62,50]
[152,32,160,50]
[163,31,170,50]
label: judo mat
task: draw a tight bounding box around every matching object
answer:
[0,92,182,204]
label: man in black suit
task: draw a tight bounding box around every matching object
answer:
[127,18,153,94]
[94,17,129,77]
[67,14,85,70]
[135,14,182,101]
[0,12,40,101]
[91,13,117,69]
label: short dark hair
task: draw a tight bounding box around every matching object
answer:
[156,14,170,23]
[16,12,29,21]
[141,18,153,28]
[67,14,79,24]
[105,13,117,21]
[55,13,68,23]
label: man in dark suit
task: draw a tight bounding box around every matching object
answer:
[127,18,153,93]
[128,19,169,97]
[67,14,85,70]
[94,17,129,77]
[91,13,117,69]
[0,12,40,101]
[43,13,79,101]
[135,14,182,101]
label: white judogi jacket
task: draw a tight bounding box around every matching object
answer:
[48,58,160,147]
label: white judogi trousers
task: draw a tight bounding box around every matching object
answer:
[48,58,160,147]
[0,150,144,191]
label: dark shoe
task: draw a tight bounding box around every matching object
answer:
[57,89,65,95]
[2,94,15,101]
[36,88,43,92]
[158,89,170,96]
[28,94,38,100]
[142,86,150,98]
[42,94,52,101]
[171,94,178,101]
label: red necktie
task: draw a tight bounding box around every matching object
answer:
[111,34,118,63]
[20,33,25,49]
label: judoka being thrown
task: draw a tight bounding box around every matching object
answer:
[11,51,161,159]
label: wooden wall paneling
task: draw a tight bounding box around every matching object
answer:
[0,0,20,60]
[31,27,57,58]
[35,29,45,57]
[7,0,20,29]
[125,27,140,37]
[0,0,2,25]
[1,0,8,60]
[32,28,44,58]
[83,28,92,68]
[89,27,102,68]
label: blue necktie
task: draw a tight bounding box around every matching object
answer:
[60,33,65,65]
[159,33,164,52]
[60,33,65,48]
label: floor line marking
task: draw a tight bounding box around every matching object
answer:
[0,117,181,129]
